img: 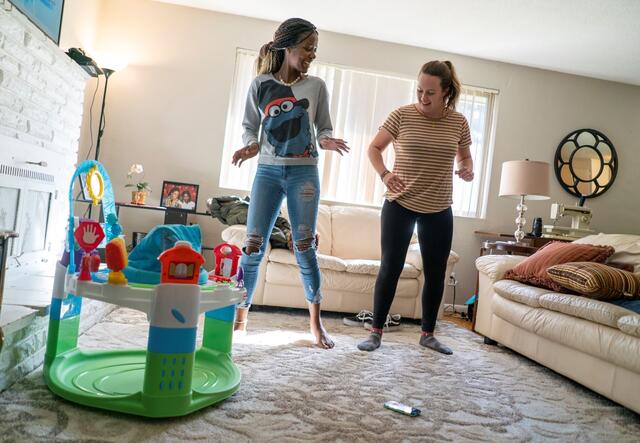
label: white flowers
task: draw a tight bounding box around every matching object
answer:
[125,164,150,192]
[128,164,144,177]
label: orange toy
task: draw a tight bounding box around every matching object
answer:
[158,241,205,284]
[106,237,128,285]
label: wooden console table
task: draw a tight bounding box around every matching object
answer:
[114,202,211,225]
[474,230,562,248]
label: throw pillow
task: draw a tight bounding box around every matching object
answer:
[503,241,614,292]
[547,262,640,300]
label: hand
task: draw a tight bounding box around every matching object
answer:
[383,172,406,193]
[455,166,474,182]
[319,137,349,156]
[82,224,100,245]
[232,143,259,167]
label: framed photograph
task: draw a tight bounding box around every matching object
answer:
[8,0,65,45]
[160,181,199,212]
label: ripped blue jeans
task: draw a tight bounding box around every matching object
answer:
[239,164,322,308]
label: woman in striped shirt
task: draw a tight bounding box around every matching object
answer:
[358,60,474,353]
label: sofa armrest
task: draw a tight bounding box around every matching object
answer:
[221,224,249,249]
[220,224,270,305]
[474,254,526,338]
[405,244,460,272]
[475,254,527,282]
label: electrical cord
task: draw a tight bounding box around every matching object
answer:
[85,76,101,160]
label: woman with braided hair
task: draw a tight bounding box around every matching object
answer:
[231,18,348,348]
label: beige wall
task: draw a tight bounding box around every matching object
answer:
[78,0,640,305]
[59,0,104,51]
[59,0,105,167]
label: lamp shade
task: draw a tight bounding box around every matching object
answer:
[499,160,550,200]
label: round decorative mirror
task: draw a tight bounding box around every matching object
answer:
[554,128,617,202]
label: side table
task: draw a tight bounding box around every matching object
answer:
[480,240,539,257]
[474,230,563,248]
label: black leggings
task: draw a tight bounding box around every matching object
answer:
[372,200,453,333]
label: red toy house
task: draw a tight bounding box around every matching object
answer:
[213,243,242,281]
[158,241,205,284]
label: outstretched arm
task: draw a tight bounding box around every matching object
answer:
[233,78,261,167]
[316,81,349,155]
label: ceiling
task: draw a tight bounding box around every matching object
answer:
[154,0,640,86]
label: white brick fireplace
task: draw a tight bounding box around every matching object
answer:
[0,0,113,391]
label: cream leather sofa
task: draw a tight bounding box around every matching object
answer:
[475,234,640,413]
[221,204,459,319]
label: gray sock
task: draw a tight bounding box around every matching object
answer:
[358,333,382,352]
[419,335,452,355]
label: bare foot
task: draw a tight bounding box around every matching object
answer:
[310,320,335,349]
[308,302,334,349]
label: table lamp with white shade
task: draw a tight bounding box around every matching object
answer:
[499,159,550,243]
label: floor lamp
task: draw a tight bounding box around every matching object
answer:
[94,67,114,162]
[88,67,114,219]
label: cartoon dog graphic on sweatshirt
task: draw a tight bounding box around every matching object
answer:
[258,80,316,158]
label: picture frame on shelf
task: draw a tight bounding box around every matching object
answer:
[160,181,198,212]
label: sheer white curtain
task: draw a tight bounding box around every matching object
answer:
[451,88,497,218]
[219,49,498,218]
[219,50,259,192]
[311,66,414,206]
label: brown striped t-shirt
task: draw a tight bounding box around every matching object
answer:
[381,104,472,213]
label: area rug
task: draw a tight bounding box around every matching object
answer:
[0,308,638,442]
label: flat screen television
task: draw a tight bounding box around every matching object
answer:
[9,0,65,45]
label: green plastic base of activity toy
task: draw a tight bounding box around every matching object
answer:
[44,347,240,418]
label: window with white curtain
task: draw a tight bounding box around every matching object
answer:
[219,49,498,218]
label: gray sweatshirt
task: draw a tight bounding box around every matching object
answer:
[242,73,333,165]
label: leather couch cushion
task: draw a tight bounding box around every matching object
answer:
[574,233,640,273]
[265,262,418,297]
[503,242,614,292]
[269,249,419,278]
[538,293,634,329]
[315,205,333,256]
[546,262,640,300]
[281,204,332,256]
[492,295,640,373]
[493,280,550,307]
[269,248,346,272]
[344,259,420,279]
[618,315,640,338]
[330,205,382,260]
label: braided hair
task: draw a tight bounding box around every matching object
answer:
[257,18,317,75]
[419,60,462,111]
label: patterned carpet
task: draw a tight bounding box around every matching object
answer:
[0,308,639,442]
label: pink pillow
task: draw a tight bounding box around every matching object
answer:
[503,241,614,292]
